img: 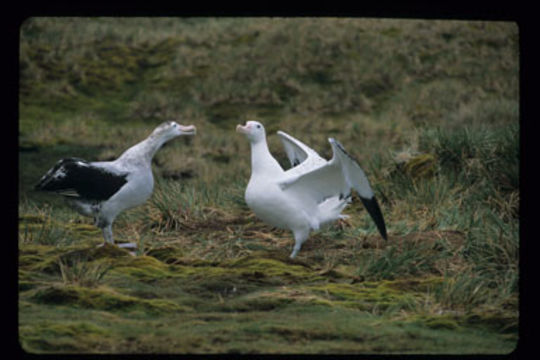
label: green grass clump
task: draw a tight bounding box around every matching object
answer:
[31,284,188,314]
[223,256,318,282]
[419,124,519,194]
[58,256,111,288]
[20,320,111,353]
[307,281,420,313]
[356,241,452,281]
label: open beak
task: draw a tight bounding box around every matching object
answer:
[236,124,249,134]
[179,124,196,135]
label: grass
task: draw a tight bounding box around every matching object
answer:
[18,17,518,354]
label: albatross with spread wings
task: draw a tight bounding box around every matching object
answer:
[237,120,387,258]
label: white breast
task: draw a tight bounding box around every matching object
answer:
[245,176,313,230]
[100,166,154,218]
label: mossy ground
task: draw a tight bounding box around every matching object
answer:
[19,18,518,354]
[18,221,517,354]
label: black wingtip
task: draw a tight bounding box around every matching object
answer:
[360,196,388,241]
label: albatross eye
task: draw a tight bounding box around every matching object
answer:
[257,125,261,129]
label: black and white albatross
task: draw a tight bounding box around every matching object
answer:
[35,121,196,248]
[237,120,387,258]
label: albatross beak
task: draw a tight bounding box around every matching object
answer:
[236,124,249,134]
[179,124,196,135]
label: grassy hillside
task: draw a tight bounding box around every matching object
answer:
[18,17,519,354]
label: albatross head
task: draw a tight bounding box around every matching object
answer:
[236,121,266,143]
[152,121,197,141]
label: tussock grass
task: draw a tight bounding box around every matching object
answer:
[19,17,518,354]
[58,255,111,288]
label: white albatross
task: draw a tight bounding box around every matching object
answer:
[237,120,387,258]
[35,121,196,248]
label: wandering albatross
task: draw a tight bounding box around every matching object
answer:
[236,120,387,258]
[35,121,196,248]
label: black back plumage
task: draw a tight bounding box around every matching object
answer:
[35,157,128,201]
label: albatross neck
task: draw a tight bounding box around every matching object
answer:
[250,138,283,176]
[118,134,169,165]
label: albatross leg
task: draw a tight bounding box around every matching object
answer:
[290,227,310,259]
[100,224,137,250]
[101,224,114,245]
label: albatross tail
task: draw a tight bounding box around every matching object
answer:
[317,195,351,228]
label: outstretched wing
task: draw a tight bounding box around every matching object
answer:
[35,158,128,201]
[278,138,387,240]
[276,131,327,176]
